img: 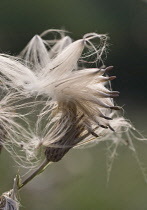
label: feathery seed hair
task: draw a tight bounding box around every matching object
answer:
[0,29,146,170]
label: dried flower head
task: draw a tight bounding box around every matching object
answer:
[0,29,146,172]
[17,30,146,166]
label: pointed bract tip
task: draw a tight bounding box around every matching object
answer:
[109,76,116,81]
[90,131,99,137]
[105,66,114,72]
[110,106,122,110]
[100,124,109,129]
[108,125,115,132]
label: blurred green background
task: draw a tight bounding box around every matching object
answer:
[0,0,147,209]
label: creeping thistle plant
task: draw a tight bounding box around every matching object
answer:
[0,29,146,208]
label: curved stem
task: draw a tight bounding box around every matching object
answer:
[19,159,49,190]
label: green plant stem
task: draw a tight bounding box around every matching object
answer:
[19,159,49,190]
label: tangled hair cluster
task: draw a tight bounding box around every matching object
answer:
[0,29,146,172]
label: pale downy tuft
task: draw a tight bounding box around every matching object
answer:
[0,54,38,95]
[19,35,50,70]
[20,29,72,71]
[15,30,147,168]
[0,91,40,168]
[0,29,146,171]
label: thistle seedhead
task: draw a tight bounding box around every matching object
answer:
[0,29,146,170]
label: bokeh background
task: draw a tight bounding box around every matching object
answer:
[0,0,147,209]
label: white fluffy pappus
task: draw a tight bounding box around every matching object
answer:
[0,91,41,168]
[0,29,146,174]
[17,30,147,169]
[0,55,38,95]
[19,29,72,71]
